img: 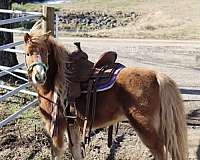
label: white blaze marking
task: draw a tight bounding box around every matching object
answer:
[31,54,46,84]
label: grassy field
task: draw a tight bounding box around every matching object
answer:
[13,0,149,12]
[13,0,200,39]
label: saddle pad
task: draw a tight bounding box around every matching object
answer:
[81,63,125,93]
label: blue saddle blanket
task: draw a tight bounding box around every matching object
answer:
[81,63,125,93]
[96,63,125,92]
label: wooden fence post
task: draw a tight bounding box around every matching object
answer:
[42,6,55,36]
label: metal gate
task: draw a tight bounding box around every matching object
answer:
[0,7,55,127]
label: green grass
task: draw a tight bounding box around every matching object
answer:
[12,3,43,12]
[12,2,63,11]
[12,0,139,12]
[0,88,39,125]
[66,0,146,13]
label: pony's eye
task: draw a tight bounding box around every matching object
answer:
[26,53,30,56]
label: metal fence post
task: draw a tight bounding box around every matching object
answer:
[55,13,58,39]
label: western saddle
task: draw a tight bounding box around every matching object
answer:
[63,42,119,147]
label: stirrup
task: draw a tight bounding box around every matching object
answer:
[64,104,77,126]
[65,115,77,119]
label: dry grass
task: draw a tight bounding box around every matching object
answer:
[58,0,200,39]
[13,0,200,39]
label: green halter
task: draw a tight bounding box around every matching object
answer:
[27,61,49,73]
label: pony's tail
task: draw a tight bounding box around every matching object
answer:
[156,72,188,160]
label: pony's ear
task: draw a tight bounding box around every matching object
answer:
[24,33,31,44]
[44,31,51,40]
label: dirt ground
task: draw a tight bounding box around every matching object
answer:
[1,37,200,159]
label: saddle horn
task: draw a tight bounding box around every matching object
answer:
[70,42,89,60]
[74,42,82,51]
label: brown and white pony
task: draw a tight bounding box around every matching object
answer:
[24,30,188,160]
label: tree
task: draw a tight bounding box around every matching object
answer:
[0,0,19,68]
[12,0,45,4]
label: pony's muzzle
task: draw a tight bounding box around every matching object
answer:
[32,65,47,85]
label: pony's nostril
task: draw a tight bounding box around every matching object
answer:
[35,73,40,82]
[34,72,46,84]
[43,74,47,81]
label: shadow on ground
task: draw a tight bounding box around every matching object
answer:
[196,142,200,160]
[107,134,125,160]
[180,88,200,95]
[187,109,200,126]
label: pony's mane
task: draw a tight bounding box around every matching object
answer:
[48,35,68,90]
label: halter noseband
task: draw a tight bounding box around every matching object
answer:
[27,61,49,73]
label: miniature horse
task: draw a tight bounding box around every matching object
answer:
[24,30,188,160]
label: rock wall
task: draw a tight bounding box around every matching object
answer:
[58,10,138,32]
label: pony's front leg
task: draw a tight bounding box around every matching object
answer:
[43,123,64,160]
[66,123,85,160]
[49,130,65,160]
[50,144,62,160]
[43,117,66,160]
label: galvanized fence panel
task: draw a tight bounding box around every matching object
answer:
[0,8,42,128]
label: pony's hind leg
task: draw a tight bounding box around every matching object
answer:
[127,114,166,160]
